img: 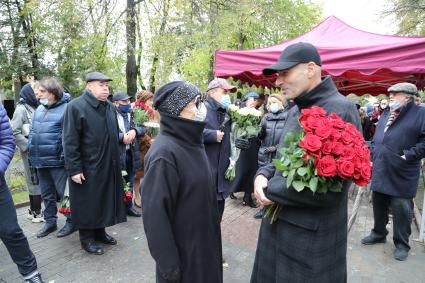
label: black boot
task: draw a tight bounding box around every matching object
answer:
[242,194,258,208]
[57,222,76,238]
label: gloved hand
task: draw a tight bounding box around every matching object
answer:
[235,137,250,150]
[263,146,277,153]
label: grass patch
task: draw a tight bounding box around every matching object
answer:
[12,190,29,204]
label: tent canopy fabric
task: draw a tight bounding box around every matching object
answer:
[214,16,425,96]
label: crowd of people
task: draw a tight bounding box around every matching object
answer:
[0,41,424,283]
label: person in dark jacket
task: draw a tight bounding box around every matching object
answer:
[230,91,261,208]
[112,91,145,217]
[361,82,425,261]
[0,103,45,283]
[28,77,74,239]
[63,72,126,255]
[251,42,361,283]
[358,106,373,141]
[203,78,237,221]
[10,83,43,222]
[253,93,289,219]
[141,81,222,283]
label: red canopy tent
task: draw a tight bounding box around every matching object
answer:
[214,16,425,95]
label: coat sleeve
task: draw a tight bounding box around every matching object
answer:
[10,106,29,152]
[63,103,83,176]
[141,158,181,282]
[0,105,15,175]
[266,175,346,208]
[203,128,217,143]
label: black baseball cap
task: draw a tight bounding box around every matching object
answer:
[262,42,321,76]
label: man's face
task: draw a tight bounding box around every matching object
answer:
[87,81,110,101]
[275,64,310,100]
[209,87,227,103]
[389,92,410,107]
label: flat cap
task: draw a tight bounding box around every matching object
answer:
[388,82,418,97]
[85,71,112,82]
[207,78,237,93]
[243,91,259,101]
[112,91,133,102]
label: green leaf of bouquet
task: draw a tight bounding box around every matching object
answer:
[297,167,307,176]
[283,158,291,167]
[309,177,318,193]
[294,159,304,168]
[292,180,305,192]
[282,171,289,177]
[287,169,296,186]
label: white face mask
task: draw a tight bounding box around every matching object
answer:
[389,101,403,111]
[40,98,49,106]
[194,103,207,121]
[268,103,281,113]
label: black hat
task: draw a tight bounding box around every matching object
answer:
[112,91,133,102]
[85,71,112,82]
[262,42,321,76]
[154,81,202,116]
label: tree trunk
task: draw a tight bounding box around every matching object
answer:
[126,0,137,96]
[135,4,145,90]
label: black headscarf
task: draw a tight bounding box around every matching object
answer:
[19,84,39,109]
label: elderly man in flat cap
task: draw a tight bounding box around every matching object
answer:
[251,42,360,283]
[362,82,425,261]
[63,72,126,255]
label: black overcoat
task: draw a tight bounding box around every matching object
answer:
[371,101,425,198]
[141,113,222,283]
[251,77,361,283]
[63,91,126,229]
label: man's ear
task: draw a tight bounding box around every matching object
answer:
[306,62,316,79]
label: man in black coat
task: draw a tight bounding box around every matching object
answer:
[251,42,361,283]
[362,82,425,261]
[63,72,126,255]
[141,81,222,283]
[203,78,237,220]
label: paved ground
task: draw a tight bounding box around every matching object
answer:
[1,191,425,283]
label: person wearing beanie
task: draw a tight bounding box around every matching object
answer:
[362,82,425,261]
[10,83,43,223]
[28,77,75,239]
[141,81,222,283]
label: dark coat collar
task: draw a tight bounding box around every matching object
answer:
[160,112,205,146]
[294,76,339,109]
[82,90,109,108]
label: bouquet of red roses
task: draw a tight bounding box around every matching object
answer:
[122,171,133,204]
[265,106,371,222]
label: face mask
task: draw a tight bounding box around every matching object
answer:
[268,103,281,114]
[220,95,231,109]
[118,104,131,113]
[389,101,402,111]
[194,103,207,121]
[40,98,49,106]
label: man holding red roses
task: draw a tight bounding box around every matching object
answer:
[251,42,361,283]
[361,82,425,261]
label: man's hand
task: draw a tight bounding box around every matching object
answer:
[127,129,136,140]
[254,175,273,206]
[216,130,224,143]
[123,130,136,144]
[71,173,85,184]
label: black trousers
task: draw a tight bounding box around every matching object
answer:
[218,199,225,222]
[79,228,106,244]
[372,191,414,251]
[0,177,37,276]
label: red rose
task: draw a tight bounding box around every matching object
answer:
[309,106,327,117]
[299,114,313,133]
[299,134,322,153]
[315,122,332,139]
[341,146,356,160]
[332,141,344,155]
[322,140,334,155]
[340,131,353,145]
[329,114,346,130]
[337,159,355,179]
[316,155,337,177]
[329,128,342,141]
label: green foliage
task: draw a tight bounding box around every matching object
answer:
[385,0,425,35]
[132,107,149,127]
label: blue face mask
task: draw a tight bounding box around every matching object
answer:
[118,104,131,113]
[220,95,231,109]
[389,101,402,111]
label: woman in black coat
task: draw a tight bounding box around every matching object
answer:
[141,81,222,283]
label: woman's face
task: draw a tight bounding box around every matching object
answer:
[267,97,283,109]
[145,98,153,108]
